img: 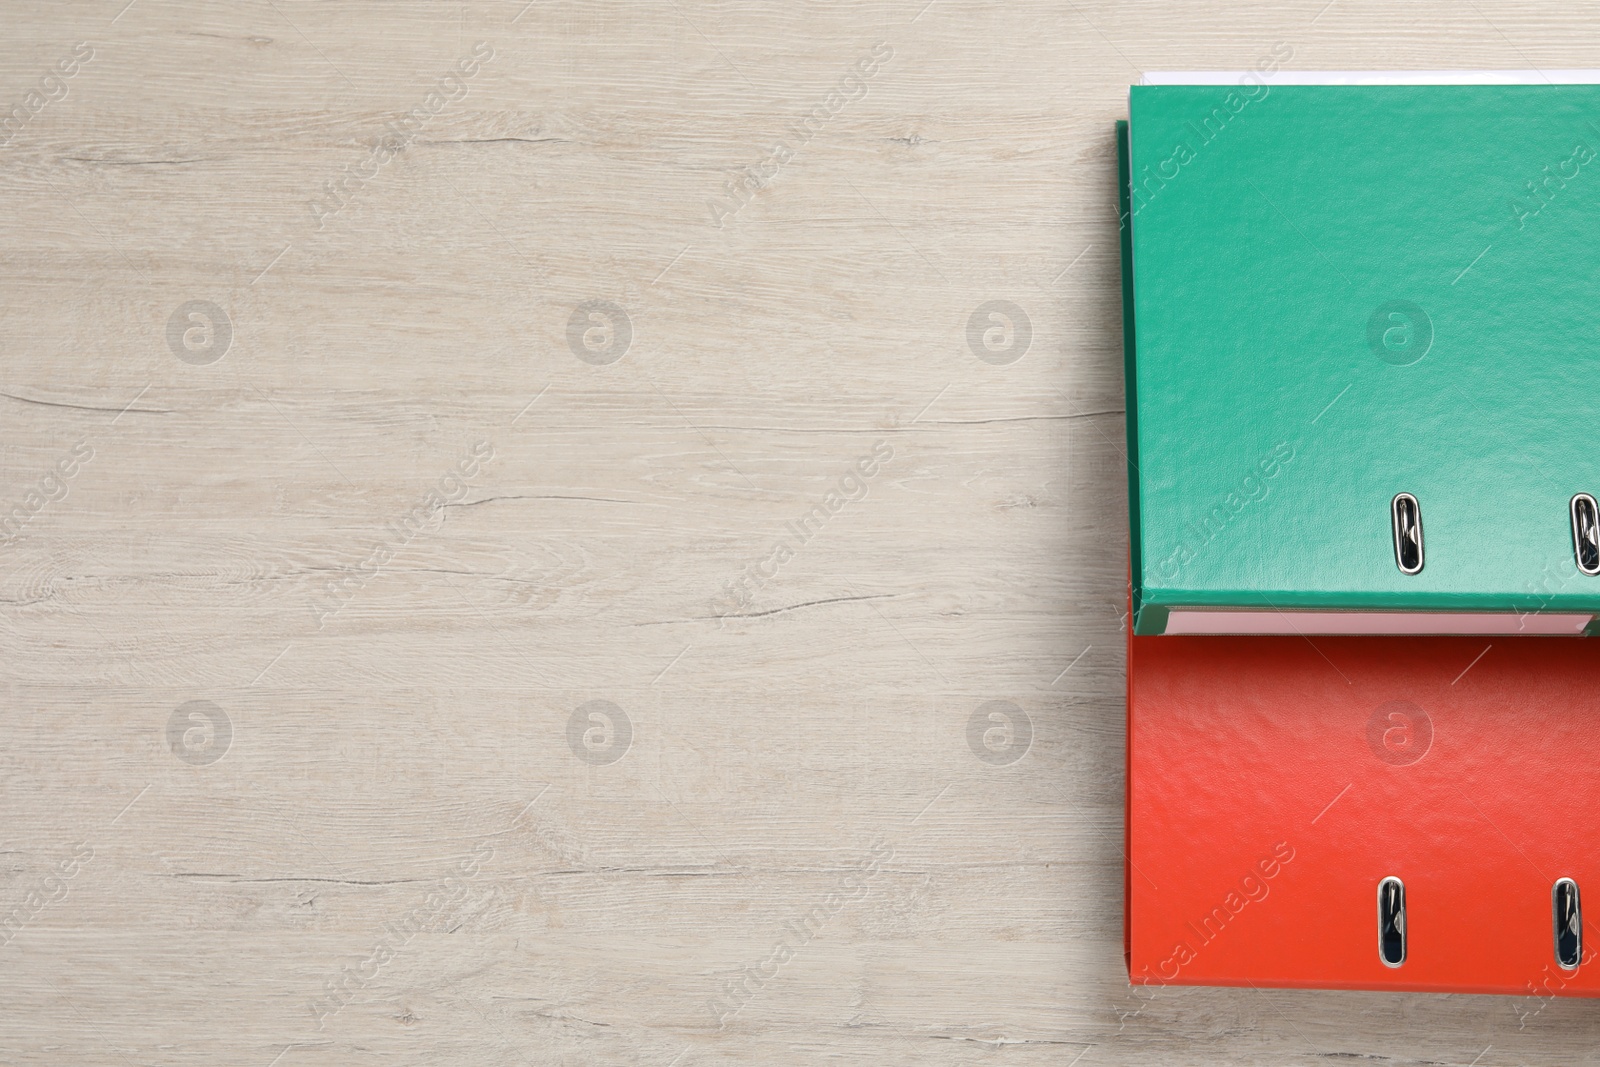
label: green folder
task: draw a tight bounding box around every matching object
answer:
[1121,85,1600,635]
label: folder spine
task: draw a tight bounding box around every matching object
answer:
[1116,120,1147,635]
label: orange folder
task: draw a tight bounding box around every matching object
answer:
[1127,630,1600,998]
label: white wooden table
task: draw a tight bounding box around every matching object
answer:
[0,1,1591,1062]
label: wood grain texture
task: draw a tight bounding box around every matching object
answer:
[0,1,1596,1063]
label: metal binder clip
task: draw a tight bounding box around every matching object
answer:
[1378,877,1406,967]
[1555,878,1582,970]
[1572,495,1600,577]
[1391,494,1423,575]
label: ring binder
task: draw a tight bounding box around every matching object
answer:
[1127,626,1600,995]
[1118,85,1600,634]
